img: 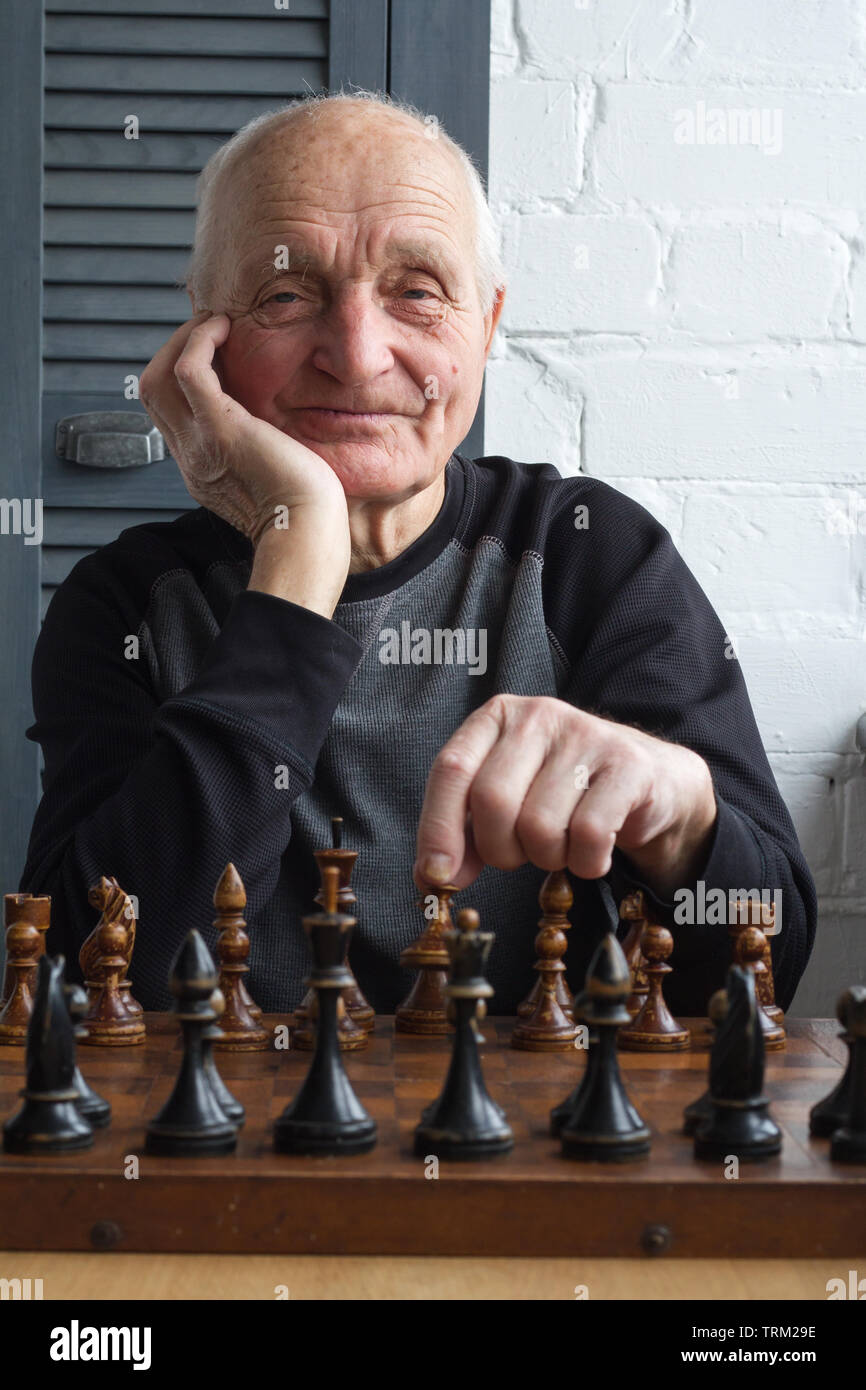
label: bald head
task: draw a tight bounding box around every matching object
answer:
[186,93,503,316]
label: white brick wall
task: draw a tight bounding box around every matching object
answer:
[486,0,866,1013]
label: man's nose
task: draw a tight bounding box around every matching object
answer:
[311,286,395,384]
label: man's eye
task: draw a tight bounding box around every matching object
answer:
[267,292,298,304]
[403,288,431,299]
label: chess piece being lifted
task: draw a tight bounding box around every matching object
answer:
[619,890,650,1018]
[516,871,574,1021]
[559,934,651,1161]
[274,867,377,1156]
[3,955,94,1153]
[395,885,456,1035]
[145,931,238,1157]
[693,965,782,1161]
[212,864,268,1051]
[829,986,866,1164]
[511,871,577,1051]
[618,921,689,1051]
[0,893,50,1012]
[81,877,143,1022]
[414,908,513,1160]
[810,989,856,1138]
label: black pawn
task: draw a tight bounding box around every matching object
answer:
[559,934,650,1162]
[274,867,376,1156]
[694,965,781,1161]
[145,931,238,1157]
[64,981,111,1128]
[810,989,855,1138]
[830,986,866,1163]
[682,988,728,1136]
[202,988,245,1127]
[3,955,93,1153]
[414,908,513,1160]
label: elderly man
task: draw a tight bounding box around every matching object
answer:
[21,92,815,1015]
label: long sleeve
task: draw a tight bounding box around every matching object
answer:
[20,561,362,1006]
[547,482,817,1013]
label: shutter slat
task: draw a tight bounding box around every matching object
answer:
[46,208,193,245]
[46,170,198,209]
[45,246,189,284]
[46,285,188,321]
[46,54,322,94]
[46,131,225,171]
[47,15,326,57]
[44,324,179,358]
[46,0,328,15]
[44,508,184,545]
[46,93,291,131]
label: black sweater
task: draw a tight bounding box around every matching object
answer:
[20,454,817,1014]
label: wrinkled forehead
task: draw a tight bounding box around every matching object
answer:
[215,111,474,269]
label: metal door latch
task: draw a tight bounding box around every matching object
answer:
[55,412,166,468]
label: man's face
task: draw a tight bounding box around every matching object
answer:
[206,108,502,503]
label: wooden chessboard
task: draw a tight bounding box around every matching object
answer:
[0,1014,863,1259]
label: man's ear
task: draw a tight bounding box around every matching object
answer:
[483,284,506,357]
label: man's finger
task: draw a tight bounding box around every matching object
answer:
[415,703,505,885]
[172,314,233,423]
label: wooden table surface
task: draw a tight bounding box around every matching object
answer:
[1,1013,864,1299]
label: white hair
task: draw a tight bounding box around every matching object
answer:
[182,89,505,315]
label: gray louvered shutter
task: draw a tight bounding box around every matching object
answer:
[41,0,387,617]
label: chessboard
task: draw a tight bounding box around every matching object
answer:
[1,1012,864,1259]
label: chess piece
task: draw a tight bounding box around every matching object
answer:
[683,989,728,1135]
[810,989,856,1138]
[81,877,143,1021]
[79,909,145,1047]
[63,981,111,1128]
[316,817,374,1031]
[145,931,238,1156]
[755,904,783,1025]
[512,872,576,1050]
[202,989,244,1127]
[830,986,866,1163]
[618,921,689,1051]
[693,965,782,1161]
[3,955,94,1153]
[729,899,784,1024]
[560,934,651,1161]
[516,871,574,1021]
[414,908,513,1160]
[1,893,50,1010]
[274,868,377,1156]
[619,890,650,1017]
[212,864,268,1051]
[0,913,44,1045]
[734,925,785,1050]
[549,995,596,1136]
[395,885,456,1035]
[294,819,372,1049]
